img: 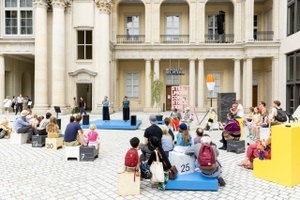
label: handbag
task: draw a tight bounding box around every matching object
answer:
[150,150,165,183]
[168,165,178,180]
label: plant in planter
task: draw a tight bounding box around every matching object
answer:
[149,70,163,121]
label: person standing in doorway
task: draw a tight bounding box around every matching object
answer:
[72,97,79,115]
[79,97,87,115]
[122,96,130,121]
[102,96,110,121]
[15,94,24,115]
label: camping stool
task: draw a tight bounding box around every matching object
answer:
[65,145,81,161]
[227,140,245,154]
[10,132,27,144]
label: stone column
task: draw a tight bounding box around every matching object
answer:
[198,1,205,43]
[189,59,196,109]
[51,0,66,108]
[95,0,112,113]
[189,2,196,43]
[154,59,160,80]
[33,0,48,112]
[244,58,253,109]
[245,0,254,42]
[272,57,279,101]
[234,1,242,43]
[273,0,279,41]
[242,59,247,105]
[234,59,241,99]
[145,2,152,43]
[197,59,205,111]
[0,55,4,112]
[152,2,160,43]
[144,59,152,111]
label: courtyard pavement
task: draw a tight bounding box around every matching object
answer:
[0,111,300,200]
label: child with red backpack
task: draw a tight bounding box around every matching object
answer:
[124,137,141,177]
[185,135,226,186]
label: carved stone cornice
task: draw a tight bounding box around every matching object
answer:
[68,68,98,77]
[33,0,49,9]
[51,0,71,9]
[95,0,113,14]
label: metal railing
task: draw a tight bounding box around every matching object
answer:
[205,34,234,43]
[160,35,189,43]
[116,35,145,44]
[254,31,274,41]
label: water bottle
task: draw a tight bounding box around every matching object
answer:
[259,150,265,160]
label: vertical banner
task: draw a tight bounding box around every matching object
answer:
[171,85,189,111]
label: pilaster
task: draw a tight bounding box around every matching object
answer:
[152,2,160,43]
[244,58,253,109]
[234,1,242,43]
[144,59,152,112]
[198,2,205,43]
[234,59,241,99]
[197,59,205,111]
[189,1,196,43]
[0,55,4,112]
[189,59,196,110]
[154,59,160,80]
[272,57,279,101]
[244,0,254,42]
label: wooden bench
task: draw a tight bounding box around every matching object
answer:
[118,168,140,195]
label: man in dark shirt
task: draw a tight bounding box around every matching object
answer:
[140,115,163,160]
[79,97,87,116]
[64,115,83,146]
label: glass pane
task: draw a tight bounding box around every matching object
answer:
[5,27,11,34]
[20,0,25,7]
[77,46,84,59]
[86,46,92,59]
[77,31,84,44]
[288,4,295,35]
[12,27,17,34]
[21,19,26,26]
[298,0,300,31]
[21,27,26,34]
[296,52,300,80]
[27,27,32,34]
[12,19,17,26]
[287,55,294,81]
[86,31,92,44]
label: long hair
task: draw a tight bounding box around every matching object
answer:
[181,130,191,145]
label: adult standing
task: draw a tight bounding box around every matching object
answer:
[72,97,78,115]
[3,96,12,116]
[122,96,130,121]
[14,110,37,144]
[235,99,244,118]
[140,115,163,160]
[102,96,110,121]
[64,115,83,146]
[79,97,87,115]
[11,96,16,112]
[15,94,24,115]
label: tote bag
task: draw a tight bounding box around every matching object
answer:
[150,150,165,183]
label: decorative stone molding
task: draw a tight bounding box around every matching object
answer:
[95,0,113,14]
[68,68,98,77]
[51,0,71,9]
[33,0,48,8]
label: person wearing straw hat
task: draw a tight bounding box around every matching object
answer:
[14,110,37,144]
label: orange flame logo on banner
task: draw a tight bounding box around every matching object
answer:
[206,74,215,91]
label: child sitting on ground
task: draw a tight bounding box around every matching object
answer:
[124,137,141,176]
[194,128,204,144]
[84,124,101,153]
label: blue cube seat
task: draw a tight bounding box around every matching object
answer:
[166,172,219,191]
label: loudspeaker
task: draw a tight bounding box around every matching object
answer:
[83,115,89,125]
[57,118,61,130]
[130,115,137,126]
[217,93,236,123]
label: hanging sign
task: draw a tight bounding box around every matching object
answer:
[166,68,185,75]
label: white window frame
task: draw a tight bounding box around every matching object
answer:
[4,0,33,36]
[125,72,140,99]
[125,15,140,39]
[165,14,181,41]
[253,14,258,40]
[207,13,218,41]
[206,72,221,98]
[77,30,93,60]
[166,74,180,85]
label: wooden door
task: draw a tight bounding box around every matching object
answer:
[166,86,172,111]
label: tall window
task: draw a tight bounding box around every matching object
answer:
[253,15,258,40]
[5,0,33,35]
[287,0,300,35]
[126,72,140,98]
[207,15,218,40]
[126,16,139,35]
[206,73,221,98]
[166,15,180,40]
[77,30,92,60]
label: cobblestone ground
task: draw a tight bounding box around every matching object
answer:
[0,112,300,200]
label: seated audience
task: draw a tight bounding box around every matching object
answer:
[205,108,217,131]
[84,124,100,153]
[14,110,37,144]
[162,117,174,140]
[193,127,204,144]
[37,112,52,135]
[246,107,261,140]
[176,123,192,146]
[0,119,12,139]
[181,107,193,129]
[147,137,172,190]
[64,115,83,146]
[185,135,226,186]
[170,108,181,131]
[252,109,269,140]
[219,113,241,150]
[258,101,267,114]
[161,127,173,157]
[124,137,141,176]
[46,116,60,138]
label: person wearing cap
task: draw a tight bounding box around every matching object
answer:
[14,110,37,144]
[140,114,163,160]
[185,135,226,186]
[176,123,192,146]
[121,96,130,121]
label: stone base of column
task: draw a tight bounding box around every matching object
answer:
[31,104,50,115]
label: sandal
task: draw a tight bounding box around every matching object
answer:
[237,160,249,167]
[243,163,253,170]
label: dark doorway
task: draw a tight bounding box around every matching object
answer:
[252,85,258,107]
[166,85,178,111]
[77,83,92,111]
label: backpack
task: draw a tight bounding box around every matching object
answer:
[124,148,138,168]
[198,144,216,170]
[275,108,287,122]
